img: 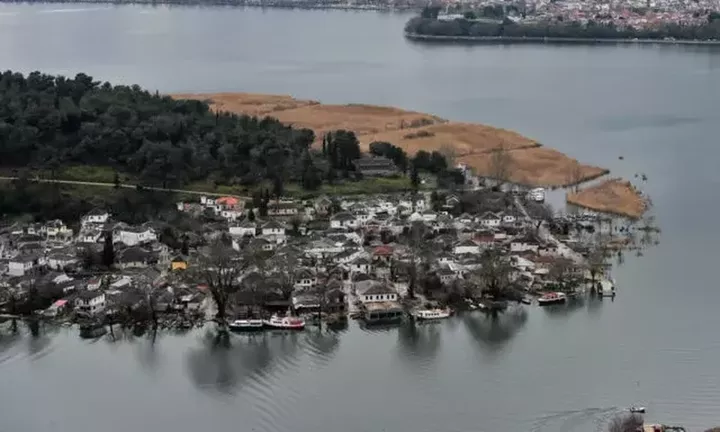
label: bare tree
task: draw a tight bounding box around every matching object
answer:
[586,241,609,291]
[566,163,585,192]
[489,145,511,188]
[607,413,643,432]
[548,259,580,293]
[470,249,514,300]
[191,241,249,332]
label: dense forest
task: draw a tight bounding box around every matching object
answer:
[405,13,720,40]
[0,71,324,188]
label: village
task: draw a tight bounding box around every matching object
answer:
[0,158,634,338]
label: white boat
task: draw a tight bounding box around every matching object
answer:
[599,279,616,297]
[263,315,306,330]
[413,308,452,321]
[537,292,566,305]
[229,319,264,332]
[629,406,646,413]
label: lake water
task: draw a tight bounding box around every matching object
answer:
[1,4,720,431]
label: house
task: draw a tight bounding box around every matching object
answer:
[314,197,333,215]
[510,233,541,253]
[229,220,257,237]
[8,254,44,276]
[304,238,343,258]
[78,229,102,244]
[479,211,502,228]
[261,221,286,237]
[43,299,69,317]
[453,239,480,255]
[352,156,398,177]
[359,282,398,303]
[399,196,426,212]
[117,247,153,269]
[75,290,106,315]
[47,252,79,270]
[474,232,497,248]
[445,194,461,208]
[45,220,73,240]
[350,256,372,274]
[437,267,457,285]
[372,245,394,263]
[115,226,157,247]
[330,212,358,229]
[268,202,300,217]
[82,208,110,226]
[422,210,438,222]
[334,248,363,265]
[294,269,317,289]
[170,255,188,271]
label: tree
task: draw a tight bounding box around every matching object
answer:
[586,242,608,291]
[606,413,643,432]
[470,249,516,301]
[113,171,121,189]
[272,175,284,202]
[410,162,420,191]
[464,10,477,19]
[180,235,190,256]
[548,259,580,293]
[489,145,511,187]
[102,231,114,268]
[191,241,249,332]
[247,208,255,222]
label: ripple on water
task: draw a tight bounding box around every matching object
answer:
[529,407,620,432]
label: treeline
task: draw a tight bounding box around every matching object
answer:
[406,15,720,41]
[0,70,318,189]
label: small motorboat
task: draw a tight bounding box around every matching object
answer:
[229,319,264,332]
[537,292,566,306]
[521,295,533,305]
[413,308,452,321]
[629,406,646,413]
[263,315,305,330]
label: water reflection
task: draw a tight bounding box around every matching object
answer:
[541,295,587,319]
[185,328,302,396]
[303,327,343,367]
[463,307,528,354]
[396,320,442,369]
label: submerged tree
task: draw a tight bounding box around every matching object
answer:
[606,413,643,432]
[190,241,249,332]
[470,249,515,300]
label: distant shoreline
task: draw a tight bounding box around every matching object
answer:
[0,0,420,11]
[405,32,720,46]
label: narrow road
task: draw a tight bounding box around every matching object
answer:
[0,176,251,200]
[514,196,585,265]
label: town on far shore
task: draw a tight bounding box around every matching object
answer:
[0,158,658,338]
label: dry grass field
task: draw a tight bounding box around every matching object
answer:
[171,92,613,190]
[566,178,647,219]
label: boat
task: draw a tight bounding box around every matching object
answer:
[263,315,305,330]
[413,308,451,321]
[599,279,616,297]
[229,319,264,332]
[537,292,567,305]
[521,295,533,305]
[629,406,646,413]
[79,322,107,339]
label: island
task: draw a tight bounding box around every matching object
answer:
[404,6,720,44]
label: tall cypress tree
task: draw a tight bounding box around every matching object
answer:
[102,231,114,268]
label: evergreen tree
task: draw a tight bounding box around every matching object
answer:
[248,208,256,222]
[411,162,420,191]
[113,171,120,189]
[102,231,114,268]
[181,235,189,255]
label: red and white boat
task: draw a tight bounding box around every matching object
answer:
[537,292,567,306]
[263,315,306,330]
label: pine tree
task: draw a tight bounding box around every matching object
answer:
[102,231,114,268]
[411,162,420,191]
[248,208,256,222]
[181,236,189,256]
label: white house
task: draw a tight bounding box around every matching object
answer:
[349,257,372,274]
[82,208,110,225]
[437,267,457,285]
[422,211,438,223]
[75,291,106,315]
[330,212,358,229]
[510,234,541,253]
[268,202,300,217]
[221,209,243,221]
[479,211,502,228]
[115,226,157,247]
[261,221,286,237]
[294,269,317,289]
[229,220,257,237]
[399,197,426,212]
[8,254,44,276]
[45,220,73,240]
[334,248,363,265]
[359,283,398,303]
[78,229,102,244]
[453,239,481,255]
[47,253,79,270]
[304,239,343,258]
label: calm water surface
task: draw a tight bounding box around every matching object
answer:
[1,4,720,431]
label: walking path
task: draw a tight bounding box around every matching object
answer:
[0,176,251,199]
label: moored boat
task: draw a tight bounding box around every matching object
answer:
[229,319,264,332]
[537,292,566,306]
[79,322,107,339]
[413,308,452,321]
[263,315,305,330]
